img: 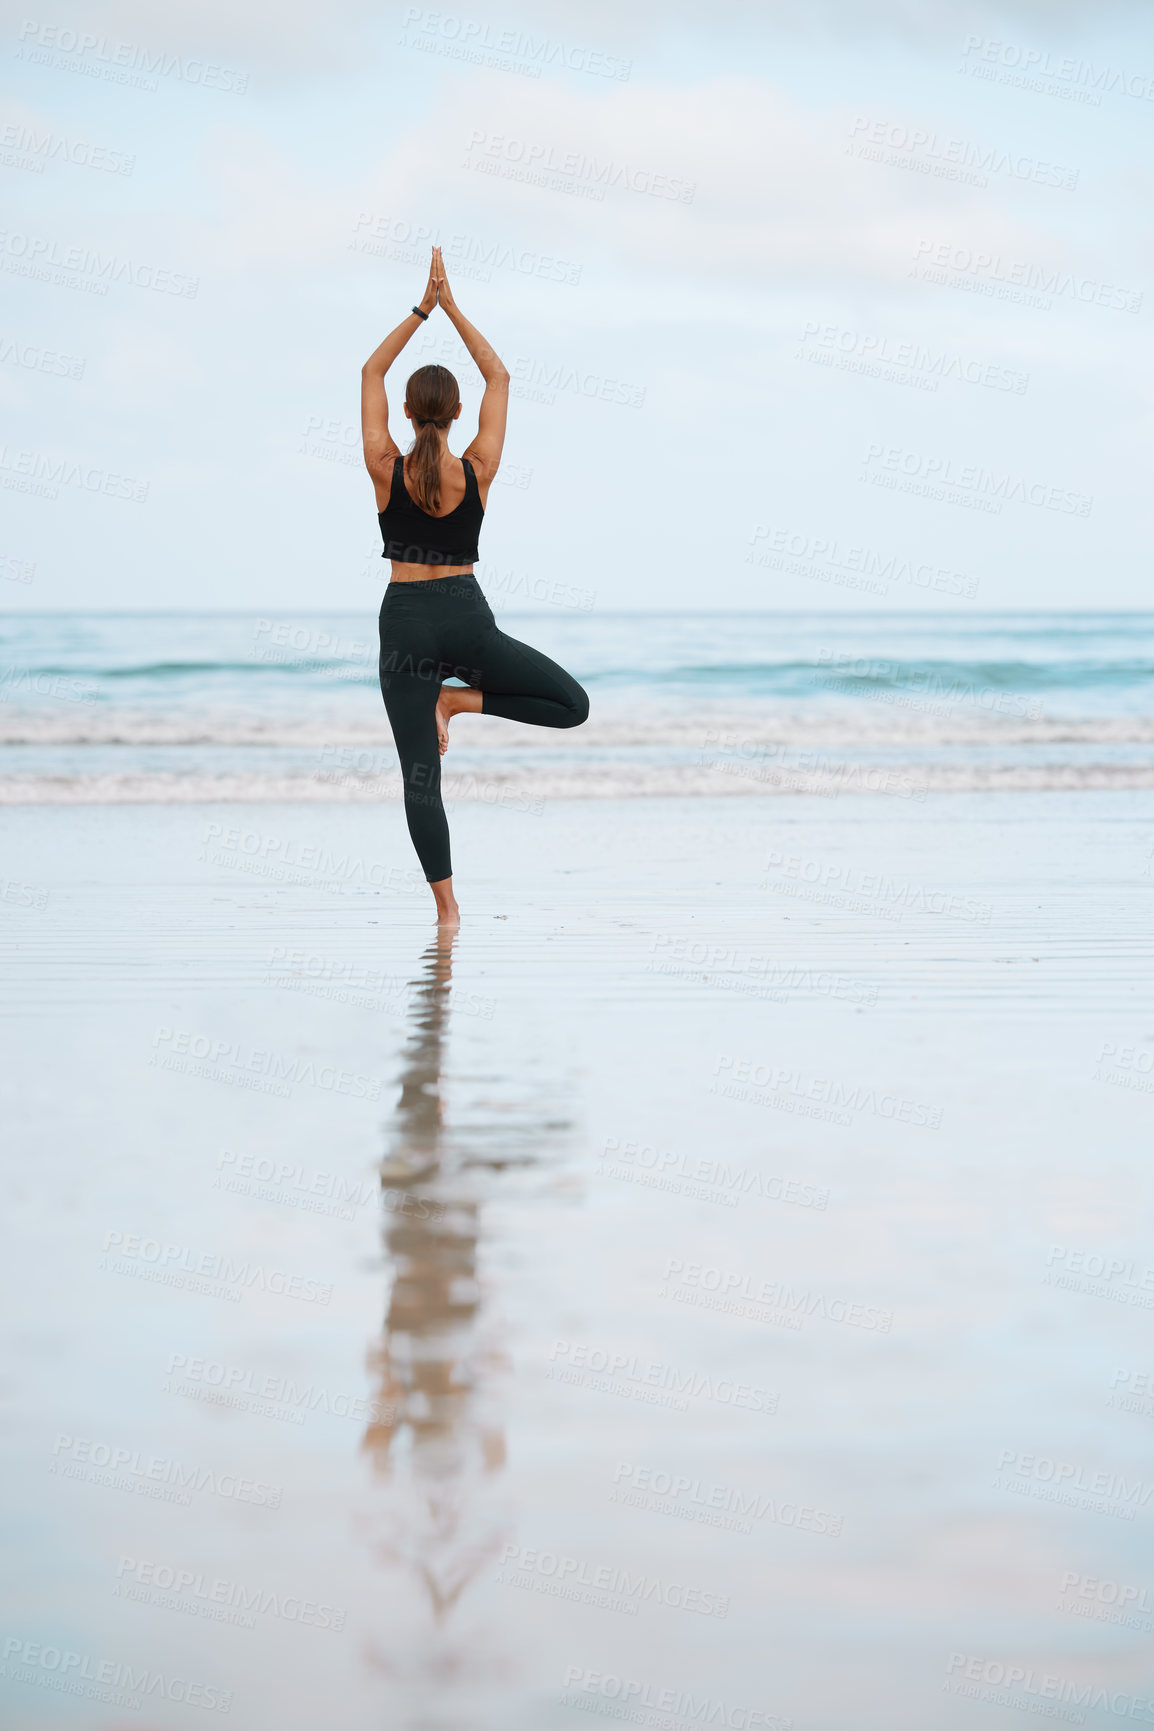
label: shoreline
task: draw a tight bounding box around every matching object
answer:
[2,760,1154,802]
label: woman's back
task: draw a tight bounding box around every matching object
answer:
[377,455,484,568]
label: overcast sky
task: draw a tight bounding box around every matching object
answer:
[2,0,1151,611]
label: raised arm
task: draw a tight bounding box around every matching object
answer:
[432,247,509,481]
[360,253,439,487]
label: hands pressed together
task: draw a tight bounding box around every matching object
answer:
[416,245,457,317]
[403,243,506,386]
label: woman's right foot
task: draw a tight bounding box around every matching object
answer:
[434,685,457,756]
[435,683,484,755]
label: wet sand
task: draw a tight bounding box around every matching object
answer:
[2,792,1152,1730]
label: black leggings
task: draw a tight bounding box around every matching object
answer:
[378,573,589,882]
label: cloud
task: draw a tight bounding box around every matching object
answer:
[23,0,1148,92]
[339,73,1088,299]
[28,55,1116,324]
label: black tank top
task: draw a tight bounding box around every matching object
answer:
[378,455,484,566]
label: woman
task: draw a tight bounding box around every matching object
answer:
[362,246,589,926]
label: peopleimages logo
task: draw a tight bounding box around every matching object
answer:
[958,34,1154,104]
[548,1339,778,1415]
[149,1027,382,1100]
[16,19,249,93]
[912,237,1141,314]
[661,1257,894,1334]
[114,1557,345,1630]
[350,212,582,285]
[601,1136,829,1211]
[499,1545,729,1617]
[464,129,693,203]
[100,1231,333,1305]
[861,442,1093,516]
[0,229,198,297]
[560,1667,790,1728]
[711,1055,943,1130]
[0,1636,232,1713]
[165,1352,391,1424]
[200,820,422,895]
[0,335,85,379]
[214,1149,377,1219]
[748,523,979,599]
[49,1431,282,1508]
[848,115,1078,188]
[649,933,876,1006]
[944,1651,1154,1721]
[611,1461,842,1539]
[0,120,135,175]
[1058,1568,1154,1622]
[0,445,148,501]
[398,8,632,80]
[993,1448,1154,1520]
[815,648,1042,721]
[763,849,993,925]
[1045,1243,1154,1303]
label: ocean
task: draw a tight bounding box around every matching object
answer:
[2,609,1153,802]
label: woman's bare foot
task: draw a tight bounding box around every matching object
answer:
[430,875,460,926]
[434,684,483,756]
[434,689,451,755]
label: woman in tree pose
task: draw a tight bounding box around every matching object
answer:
[362,246,589,926]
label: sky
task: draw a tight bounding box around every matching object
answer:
[1,0,1152,612]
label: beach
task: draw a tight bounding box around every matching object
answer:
[5,0,1151,1699]
[5,0,1151,1703]
[4,784,1153,1729]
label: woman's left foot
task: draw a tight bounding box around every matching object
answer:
[430,875,459,926]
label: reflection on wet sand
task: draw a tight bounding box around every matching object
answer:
[361,931,570,1711]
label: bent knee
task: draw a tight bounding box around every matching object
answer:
[562,684,590,728]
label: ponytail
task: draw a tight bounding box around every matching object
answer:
[409,419,446,515]
[404,364,461,514]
